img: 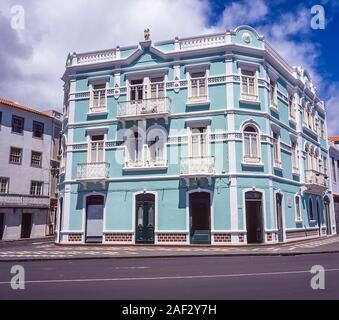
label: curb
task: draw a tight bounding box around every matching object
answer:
[1,249,339,263]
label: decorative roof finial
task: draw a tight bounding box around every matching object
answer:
[144,28,150,41]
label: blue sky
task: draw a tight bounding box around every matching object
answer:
[0,0,338,134]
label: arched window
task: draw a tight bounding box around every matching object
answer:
[309,197,314,221]
[243,125,260,163]
[126,130,143,166]
[316,199,322,226]
[147,126,167,167]
[295,196,302,221]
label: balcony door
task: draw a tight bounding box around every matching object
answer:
[0,213,4,240]
[21,213,32,239]
[90,135,104,163]
[135,193,155,244]
[324,196,332,235]
[276,193,284,242]
[150,77,164,99]
[190,127,207,158]
[127,131,143,165]
[130,79,144,101]
[85,195,104,243]
[245,191,264,243]
[189,192,211,244]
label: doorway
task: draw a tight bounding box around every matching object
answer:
[245,191,264,243]
[135,193,155,244]
[189,192,211,244]
[324,197,332,235]
[276,193,284,242]
[21,213,32,239]
[0,213,4,240]
[85,195,104,243]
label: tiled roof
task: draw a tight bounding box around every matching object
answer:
[329,136,339,143]
[0,98,53,119]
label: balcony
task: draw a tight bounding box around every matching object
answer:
[305,170,328,192]
[180,156,215,183]
[0,194,50,208]
[117,97,171,120]
[77,162,110,181]
[124,158,167,171]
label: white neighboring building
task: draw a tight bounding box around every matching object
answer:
[329,136,339,234]
[0,98,62,240]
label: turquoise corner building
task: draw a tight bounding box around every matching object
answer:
[57,26,336,245]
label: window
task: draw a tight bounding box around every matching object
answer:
[30,181,43,196]
[291,142,298,173]
[0,178,9,194]
[9,147,22,164]
[91,83,106,112]
[241,70,257,100]
[273,132,281,168]
[270,80,277,107]
[150,77,164,99]
[323,156,328,176]
[126,131,143,165]
[147,135,165,166]
[243,126,260,163]
[320,120,325,139]
[89,135,104,163]
[309,198,314,221]
[295,196,302,221]
[189,71,207,102]
[12,115,24,134]
[33,121,44,138]
[190,127,207,157]
[130,79,144,101]
[288,94,296,120]
[332,158,336,182]
[31,151,42,167]
[0,111,2,129]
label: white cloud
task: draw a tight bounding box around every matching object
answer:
[0,0,213,110]
[218,0,268,29]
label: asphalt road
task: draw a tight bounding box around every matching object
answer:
[0,253,339,300]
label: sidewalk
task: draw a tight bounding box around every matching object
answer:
[0,235,339,262]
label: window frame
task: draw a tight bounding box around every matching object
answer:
[243,125,261,163]
[11,115,24,134]
[0,177,9,194]
[32,121,44,139]
[9,147,23,165]
[270,79,278,108]
[30,181,43,196]
[272,131,281,168]
[188,70,208,103]
[240,69,258,101]
[291,141,299,174]
[288,93,296,120]
[295,195,302,222]
[31,151,42,168]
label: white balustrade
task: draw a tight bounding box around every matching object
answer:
[0,194,50,207]
[180,157,215,175]
[117,97,171,119]
[77,162,110,180]
[77,49,117,65]
[179,34,226,50]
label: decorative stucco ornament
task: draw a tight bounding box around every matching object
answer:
[144,28,150,41]
[242,32,252,44]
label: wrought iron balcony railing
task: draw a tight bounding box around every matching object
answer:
[117,97,171,119]
[77,162,110,180]
[180,156,215,176]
